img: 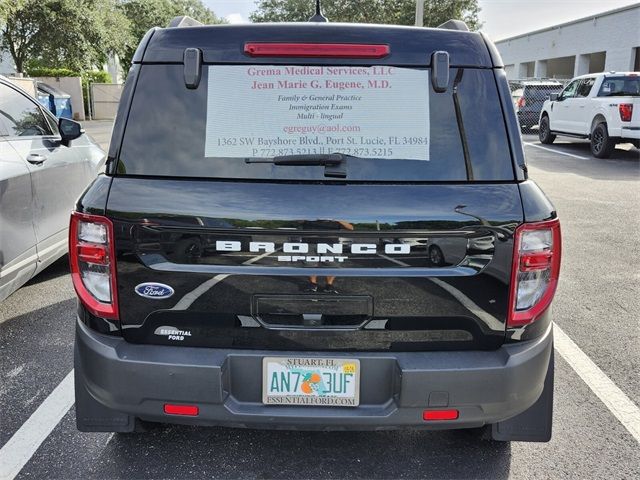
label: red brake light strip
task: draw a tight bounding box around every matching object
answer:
[244,42,390,58]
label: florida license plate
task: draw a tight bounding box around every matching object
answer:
[262,357,360,407]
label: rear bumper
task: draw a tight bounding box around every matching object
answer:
[618,126,640,141]
[517,110,541,128]
[75,319,553,431]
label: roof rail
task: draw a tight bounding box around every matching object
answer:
[437,19,469,32]
[168,16,203,28]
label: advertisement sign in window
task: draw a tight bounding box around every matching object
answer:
[205,65,430,160]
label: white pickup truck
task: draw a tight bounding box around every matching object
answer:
[538,72,639,158]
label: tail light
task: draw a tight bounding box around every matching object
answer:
[69,211,118,319]
[619,103,633,122]
[516,97,526,109]
[508,219,561,327]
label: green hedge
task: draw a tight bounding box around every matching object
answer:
[26,67,80,78]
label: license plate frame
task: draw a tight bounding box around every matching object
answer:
[262,357,360,407]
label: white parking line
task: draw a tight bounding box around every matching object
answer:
[377,253,504,332]
[524,142,590,160]
[379,252,640,442]
[170,249,278,310]
[554,323,640,443]
[1,281,638,479]
[0,370,74,480]
[428,277,504,332]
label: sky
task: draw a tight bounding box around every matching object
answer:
[204,0,639,40]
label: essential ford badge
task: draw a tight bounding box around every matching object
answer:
[135,282,174,299]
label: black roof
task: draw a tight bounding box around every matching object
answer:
[137,23,497,68]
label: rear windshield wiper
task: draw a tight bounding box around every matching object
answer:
[245,153,348,178]
[452,68,474,181]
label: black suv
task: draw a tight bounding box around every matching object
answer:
[511,80,563,132]
[71,17,560,442]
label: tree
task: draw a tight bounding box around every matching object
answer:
[1,0,131,74]
[1,0,42,73]
[250,0,482,31]
[0,0,13,24]
[118,0,226,71]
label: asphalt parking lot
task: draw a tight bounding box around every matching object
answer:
[0,124,638,479]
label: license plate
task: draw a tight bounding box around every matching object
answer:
[262,357,360,407]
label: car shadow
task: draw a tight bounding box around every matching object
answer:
[550,141,639,163]
[522,139,640,181]
[102,425,512,479]
[522,134,640,163]
[24,255,71,286]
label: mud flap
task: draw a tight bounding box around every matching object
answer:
[492,347,554,442]
[74,342,136,432]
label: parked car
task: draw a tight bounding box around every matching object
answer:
[36,82,73,119]
[72,16,560,443]
[0,76,105,302]
[510,80,563,132]
[539,72,640,157]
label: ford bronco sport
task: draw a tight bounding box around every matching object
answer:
[71,15,560,442]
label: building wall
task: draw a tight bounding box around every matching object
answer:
[0,51,17,75]
[105,54,124,84]
[6,77,36,97]
[497,4,640,80]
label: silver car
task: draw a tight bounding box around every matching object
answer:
[0,76,105,301]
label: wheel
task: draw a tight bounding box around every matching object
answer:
[538,116,555,144]
[590,123,614,158]
[428,245,444,266]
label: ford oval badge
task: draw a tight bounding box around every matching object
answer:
[135,282,174,300]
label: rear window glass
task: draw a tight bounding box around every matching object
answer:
[206,66,429,161]
[519,85,562,103]
[118,64,514,181]
[598,76,640,97]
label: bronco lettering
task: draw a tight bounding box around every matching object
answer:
[215,241,410,255]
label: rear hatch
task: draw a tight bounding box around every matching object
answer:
[107,24,522,351]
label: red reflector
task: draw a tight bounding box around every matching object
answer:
[244,42,390,58]
[164,404,199,416]
[77,243,107,264]
[619,103,633,122]
[423,409,459,421]
[520,251,553,271]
